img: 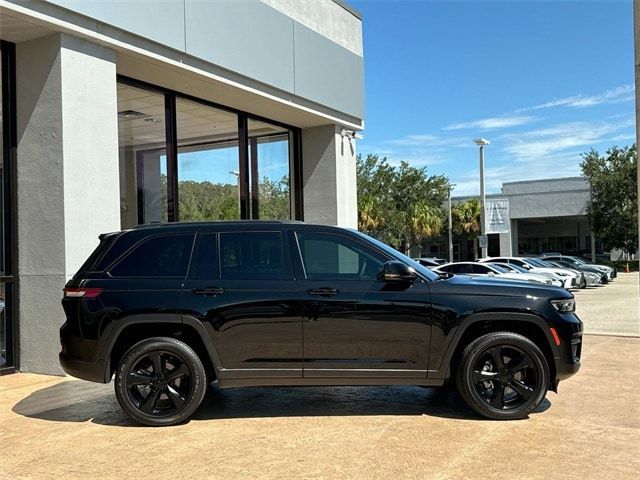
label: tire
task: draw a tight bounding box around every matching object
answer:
[115,337,207,426]
[578,276,587,289]
[455,332,549,420]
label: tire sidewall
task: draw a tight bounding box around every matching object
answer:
[115,337,207,427]
[457,332,549,420]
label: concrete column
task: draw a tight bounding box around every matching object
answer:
[301,125,357,228]
[510,220,519,255]
[16,34,119,374]
[499,231,512,257]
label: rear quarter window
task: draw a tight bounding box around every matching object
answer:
[109,234,195,278]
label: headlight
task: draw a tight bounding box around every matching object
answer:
[556,272,568,276]
[551,298,575,313]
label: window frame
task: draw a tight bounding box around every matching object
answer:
[117,75,304,224]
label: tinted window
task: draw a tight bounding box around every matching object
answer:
[220,232,286,279]
[448,264,467,274]
[471,264,490,274]
[297,232,385,280]
[110,234,194,277]
[188,233,218,279]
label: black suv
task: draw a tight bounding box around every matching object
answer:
[60,222,582,426]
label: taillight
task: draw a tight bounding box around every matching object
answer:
[64,287,103,298]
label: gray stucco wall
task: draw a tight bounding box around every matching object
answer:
[302,125,358,228]
[16,33,121,375]
[43,0,364,119]
[501,177,590,220]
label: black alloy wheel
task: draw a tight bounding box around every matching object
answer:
[115,337,207,426]
[456,332,549,420]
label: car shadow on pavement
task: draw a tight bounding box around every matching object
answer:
[12,381,551,427]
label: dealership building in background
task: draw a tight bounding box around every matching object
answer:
[421,177,601,261]
[0,0,364,375]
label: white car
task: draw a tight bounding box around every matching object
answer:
[544,260,601,287]
[479,257,580,289]
[433,262,561,287]
[487,262,565,288]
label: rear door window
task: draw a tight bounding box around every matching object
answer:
[220,232,288,280]
[188,233,219,279]
[109,234,194,278]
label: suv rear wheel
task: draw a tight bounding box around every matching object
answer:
[456,332,549,420]
[114,337,207,426]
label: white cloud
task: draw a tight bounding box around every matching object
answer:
[443,115,536,131]
[499,118,634,162]
[385,134,472,148]
[519,84,635,111]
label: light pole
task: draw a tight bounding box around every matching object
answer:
[448,185,454,263]
[473,138,490,258]
[229,170,241,215]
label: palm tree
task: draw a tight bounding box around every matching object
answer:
[406,201,444,252]
[452,198,481,260]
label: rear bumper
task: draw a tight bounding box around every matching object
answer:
[59,352,109,383]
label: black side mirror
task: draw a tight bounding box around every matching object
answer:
[380,261,417,283]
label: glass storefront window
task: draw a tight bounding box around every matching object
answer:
[247,119,292,220]
[117,78,300,228]
[117,83,167,228]
[176,98,240,221]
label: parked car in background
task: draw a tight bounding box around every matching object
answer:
[484,262,565,288]
[433,262,560,287]
[413,257,447,268]
[544,260,601,287]
[540,255,615,283]
[479,257,580,289]
[60,222,582,425]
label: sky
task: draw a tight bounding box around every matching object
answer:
[351,0,635,196]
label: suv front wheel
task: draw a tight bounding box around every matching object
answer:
[115,337,207,426]
[456,332,549,420]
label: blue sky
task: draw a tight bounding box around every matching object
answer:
[351,0,635,196]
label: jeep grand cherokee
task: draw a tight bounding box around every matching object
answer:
[60,222,582,426]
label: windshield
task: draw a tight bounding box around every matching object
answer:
[525,258,550,268]
[354,231,439,281]
[488,264,510,273]
[567,256,586,265]
[505,263,528,273]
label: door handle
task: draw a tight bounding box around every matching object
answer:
[192,287,225,296]
[307,287,339,297]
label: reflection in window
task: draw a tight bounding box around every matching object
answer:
[117,83,167,228]
[248,119,291,220]
[297,233,384,280]
[177,98,240,221]
[220,232,285,279]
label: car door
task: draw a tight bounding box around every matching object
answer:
[294,229,432,379]
[181,230,302,379]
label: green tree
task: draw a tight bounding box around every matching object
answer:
[580,145,638,256]
[356,154,449,252]
[452,198,481,260]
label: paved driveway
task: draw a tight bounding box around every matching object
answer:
[573,272,639,336]
[1,334,639,480]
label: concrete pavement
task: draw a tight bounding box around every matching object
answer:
[1,334,639,480]
[573,272,639,336]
